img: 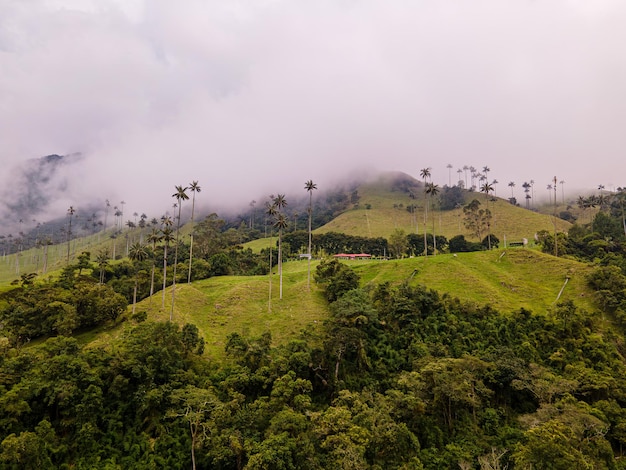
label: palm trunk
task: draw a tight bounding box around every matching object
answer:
[162,244,168,309]
[278,228,283,300]
[187,195,196,283]
[307,195,312,290]
[132,277,138,315]
[171,205,182,320]
[268,245,272,312]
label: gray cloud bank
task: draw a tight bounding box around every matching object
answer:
[1,0,625,227]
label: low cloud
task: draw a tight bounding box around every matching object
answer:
[1,0,625,233]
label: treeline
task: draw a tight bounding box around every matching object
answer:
[2,259,626,468]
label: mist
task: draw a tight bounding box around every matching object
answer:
[2,0,625,232]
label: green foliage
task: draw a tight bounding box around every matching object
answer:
[315,259,360,302]
[463,199,492,241]
[406,233,448,256]
[438,185,465,211]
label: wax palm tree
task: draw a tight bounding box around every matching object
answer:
[508,181,515,198]
[129,242,150,315]
[522,182,531,209]
[187,181,201,283]
[547,184,553,205]
[104,199,110,233]
[147,227,162,298]
[249,200,256,229]
[160,218,174,310]
[457,168,463,186]
[446,163,452,186]
[304,180,317,290]
[96,249,109,284]
[66,206,76,264]
[274,212,288,300]
[420,168,431,257]
[463,165,469,188]
[425,182,439,254]
[272,194,288,299]
[481,182,495,249]
[265,201,277,311]
[171,185,189,318]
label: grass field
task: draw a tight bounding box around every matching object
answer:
[317,176,572,241]
[77,247,595,361]
[1,173,599,362]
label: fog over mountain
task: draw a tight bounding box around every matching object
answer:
[1,1,625,234]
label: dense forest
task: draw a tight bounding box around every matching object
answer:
[1,188,626,469]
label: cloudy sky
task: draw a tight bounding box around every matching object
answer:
[1,0,625,221]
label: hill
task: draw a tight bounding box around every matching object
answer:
[77,248,596,362]
[315,171,571,242]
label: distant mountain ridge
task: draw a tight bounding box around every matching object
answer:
[1,152,82,227]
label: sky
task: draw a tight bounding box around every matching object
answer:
[1,0,626,225]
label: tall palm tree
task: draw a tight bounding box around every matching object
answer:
[522,182,531,209]
[249,200,256,229]
[463,165,469,188]
[129,242,150,315]
[171,185,189,318]
[187,181,201,283]
[66,206,76,264]
[147,228,162,298]
[446,163,453,186]
[304,180,317,290]
[547,184,553,205]
[274,212,288,300]
[160,218,174,310]
[425,182,439,255]
[480,182,494,250]
[96,249,109,284]
[265,201,277,311]
[272,194,288,299]
[508,181,516,199]
[457,168,463,187]
[420,168,431,257]
[104,199,110,234]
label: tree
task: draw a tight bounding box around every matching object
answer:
[305,180,317,290]
[420,167,432,257]
[274,205,288,300]
[160,218,175,310]
[168,385,219,470]
[480,182,495,249]
[508,181,515,198]
[266,201,277,311]
[426,182,439,254]
[147,228,162,298]
[388,228,407,258]
[95,249,109,284]
[66,206,76,264]
[463,199,492,241]
[171,185,189,319]
[446,163,452,186]
[128,242,150,315]
[186,181,201,284]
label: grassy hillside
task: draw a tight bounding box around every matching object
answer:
[316,173,572,241]
[80,248,595,361]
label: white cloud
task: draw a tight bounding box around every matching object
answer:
[1,0,626,228]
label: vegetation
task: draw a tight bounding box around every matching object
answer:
[3,173,626,468]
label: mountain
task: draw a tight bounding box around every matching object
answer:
[0,153,83,229]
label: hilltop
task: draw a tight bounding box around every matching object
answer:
[316,171,572,241]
